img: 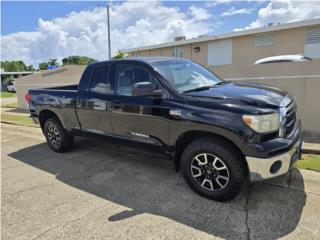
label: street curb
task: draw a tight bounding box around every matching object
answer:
[302,143,320,154]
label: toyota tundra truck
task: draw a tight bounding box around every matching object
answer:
[26,57,302,201]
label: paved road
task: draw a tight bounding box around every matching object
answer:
[1,123,320,240]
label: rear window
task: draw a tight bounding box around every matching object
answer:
[89,66,114,94]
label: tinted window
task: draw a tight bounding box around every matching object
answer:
[116,64,158,96]
[89,66,113,94]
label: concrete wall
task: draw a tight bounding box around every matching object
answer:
[15,65,86,109]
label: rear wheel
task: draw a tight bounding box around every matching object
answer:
[43,117,74,152]
[181,137,245,201]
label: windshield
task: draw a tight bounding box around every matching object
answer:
[151,59,222,93]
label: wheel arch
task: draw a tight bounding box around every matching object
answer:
[39,110,63,130]
[174,130,248,175]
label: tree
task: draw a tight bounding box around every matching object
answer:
[27,65,35,71]
[112,51,126,59]
[48,59,59,67]
[38,62,48,70]
[62,56,96,65]
[0,60,27,72]
[38,59,60,70]
[0,60,29,87]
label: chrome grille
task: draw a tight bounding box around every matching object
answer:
[280,97,297,138]
[285,100,297,137]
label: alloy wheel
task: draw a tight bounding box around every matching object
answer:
[47,124,61,148]
[191,153,229,191]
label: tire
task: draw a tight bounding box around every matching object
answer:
[181,137,245,202]
[43,117,74,152]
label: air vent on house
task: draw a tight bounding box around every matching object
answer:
[306,27,320,45]
[174,36,186,41]
[254,34,273,47]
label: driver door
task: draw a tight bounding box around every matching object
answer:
[110,63,170,145]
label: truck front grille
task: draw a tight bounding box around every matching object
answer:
[284,99,297,138]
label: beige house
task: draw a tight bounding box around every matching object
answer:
[124,18,320,68]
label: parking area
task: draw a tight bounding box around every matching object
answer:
[1,123,320,240]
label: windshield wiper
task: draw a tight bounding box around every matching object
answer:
[215,80,231,86]
[182,85,215,93]
[182,81,232,93]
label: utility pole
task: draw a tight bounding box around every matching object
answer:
[107,5,111,60]
[97,3,111,60]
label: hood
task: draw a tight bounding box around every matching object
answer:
[185,82,289,109]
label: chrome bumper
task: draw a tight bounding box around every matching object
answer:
[246,139,303,182]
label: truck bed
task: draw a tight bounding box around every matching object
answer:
[28,84,80,130]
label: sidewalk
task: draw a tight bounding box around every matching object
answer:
[0,97,17,105]
[303,143,320,154]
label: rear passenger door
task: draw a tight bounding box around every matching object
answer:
[110,63,170,146]
[76,63,115,134]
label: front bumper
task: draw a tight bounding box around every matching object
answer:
[246,138,303,181]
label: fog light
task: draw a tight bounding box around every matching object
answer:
[270,161,282,174]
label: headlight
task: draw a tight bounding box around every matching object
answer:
[242,112,279,133]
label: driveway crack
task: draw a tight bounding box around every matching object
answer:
[245,185,251,240]
[286,169,293,188]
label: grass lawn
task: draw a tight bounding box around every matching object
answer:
[296,154,320,172]
[1,113,38,127]
[1,92,16,98]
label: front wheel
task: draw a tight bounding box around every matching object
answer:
[43,117,74,152]
[181,138,245,201]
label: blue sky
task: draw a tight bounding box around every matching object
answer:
[1,1,100,35]
[1,1,319,66]
[1,1,265,35]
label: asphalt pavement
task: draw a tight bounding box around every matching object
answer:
[1,123,320,240]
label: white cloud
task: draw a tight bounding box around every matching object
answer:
[205,0,233,8]
[1,1,219,67]
[189,6,212,21]
[235,0,320,31]
[220,6,254,16]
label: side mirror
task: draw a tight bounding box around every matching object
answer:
[132,82,163,97]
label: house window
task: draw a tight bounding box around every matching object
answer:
[171,47,183,58]
[207,39,232,66]
[254,34,273,47]
[304,26,320,59]
[133,52,139,57]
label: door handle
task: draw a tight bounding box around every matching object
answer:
[112,100,122,109]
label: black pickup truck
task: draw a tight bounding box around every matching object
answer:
[27,57,302,201]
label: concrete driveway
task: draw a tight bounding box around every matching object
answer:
[1,123,320,240]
